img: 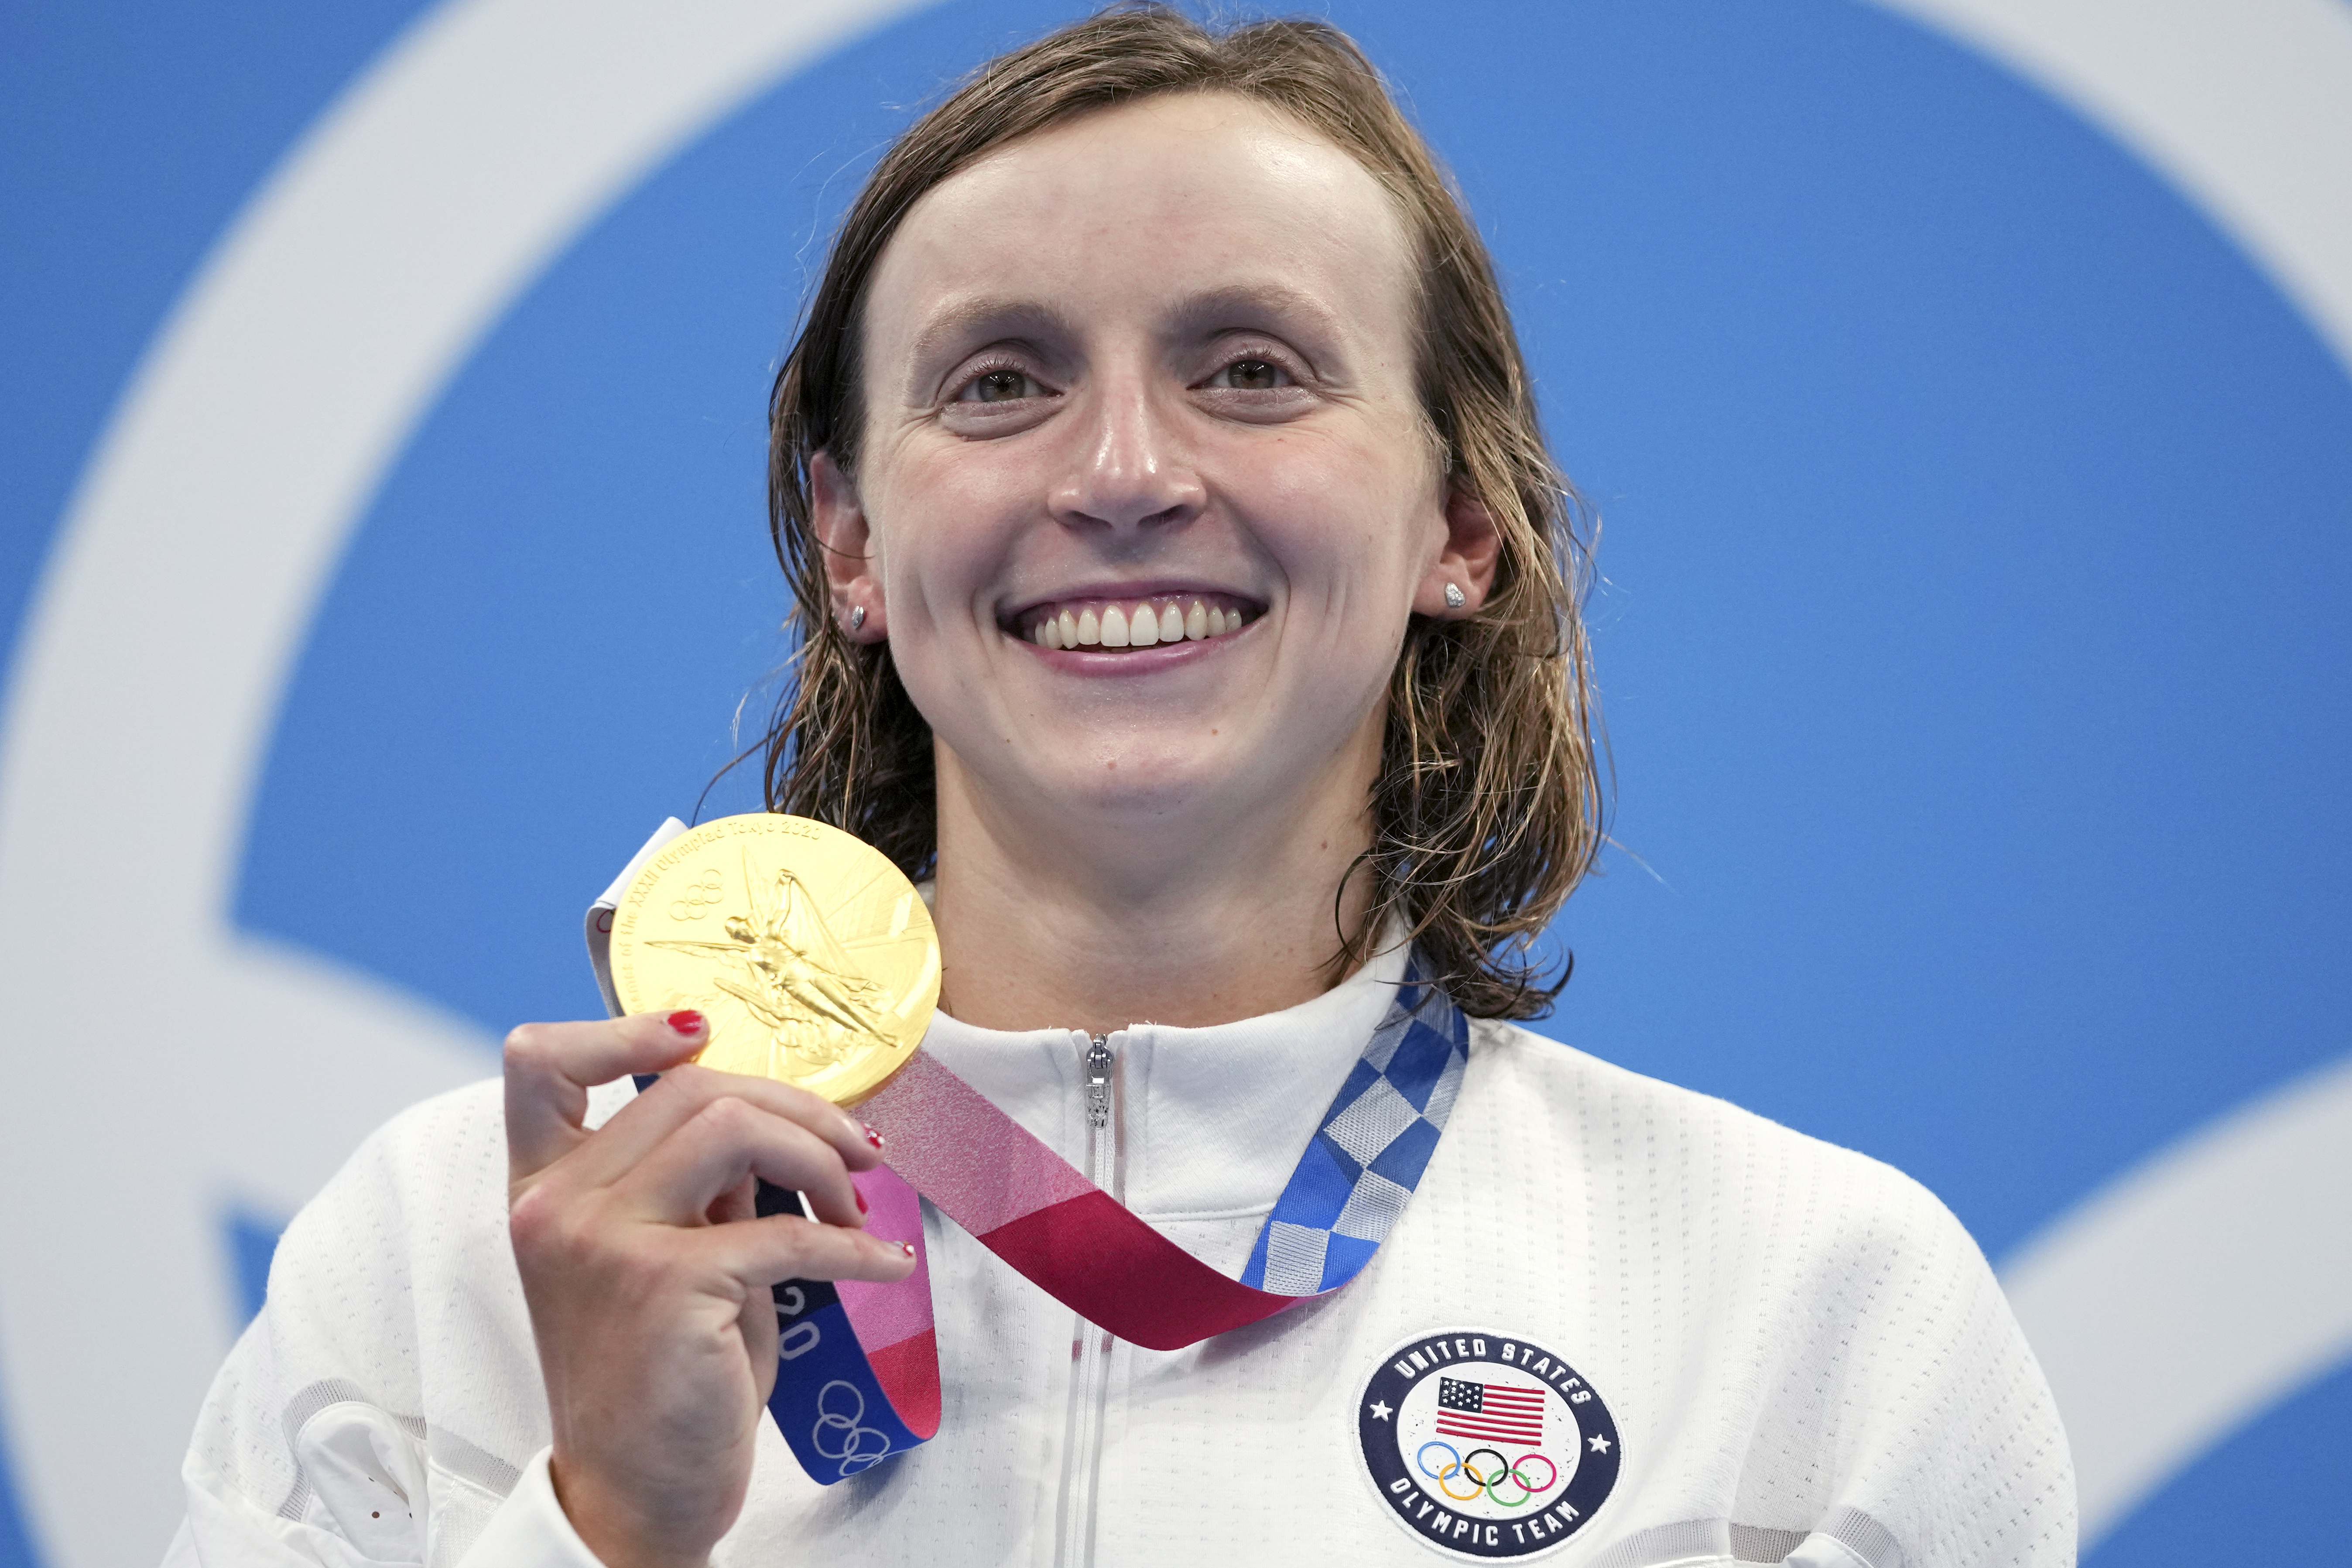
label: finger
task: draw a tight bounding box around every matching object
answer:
[621,1094,866,1228]
[685,1211,918,1292]
[706,1173,758,1228]
[742,1284,781,1409]
[504,1011,709,1179]
[565,1062,880,1192]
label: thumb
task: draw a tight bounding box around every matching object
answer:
[744,1284,782,1409]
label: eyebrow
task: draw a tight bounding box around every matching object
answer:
[1160,282,1348,348]
[905,280,1351,392]
[906,297,1080,390]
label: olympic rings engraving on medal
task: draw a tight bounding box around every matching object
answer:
[811,1379,893,1477]
[668,868,725,921]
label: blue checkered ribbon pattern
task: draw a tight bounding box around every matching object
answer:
[1238,962,1469,1296]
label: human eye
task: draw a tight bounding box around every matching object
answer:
[938,354,1059,435]
[952,363,1050,404]
[1202,354,1294,392]
[1191,340,1315,423]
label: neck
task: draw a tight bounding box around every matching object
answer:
[928,734,1382,1035]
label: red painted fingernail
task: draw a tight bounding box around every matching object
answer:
[863,1124,884,1150]
[667,1010,704,1034]
[900,1241,917,1258]
[855,1189,869,1215]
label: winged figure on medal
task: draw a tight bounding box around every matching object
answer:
[647,853,897,1071]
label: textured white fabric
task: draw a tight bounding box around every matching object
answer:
[455,1450,603,1568]
[1786,1537,1874,1568]
[168,951,2076,1566]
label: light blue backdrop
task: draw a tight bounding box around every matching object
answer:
[3,3,2346,1564]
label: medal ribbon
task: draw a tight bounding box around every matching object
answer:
[861,970,1465,1346]
[586,833,1468,1485]
[767,968,1465,1483]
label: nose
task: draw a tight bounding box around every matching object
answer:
[1050,380,1205,535]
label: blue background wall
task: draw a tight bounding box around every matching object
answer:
[4,3,2347,1563]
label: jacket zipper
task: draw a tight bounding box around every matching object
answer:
[1055,1032,1117,1568]
[1084,1034,1112,1129]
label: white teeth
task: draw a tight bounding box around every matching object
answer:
[1035,598,1249,649]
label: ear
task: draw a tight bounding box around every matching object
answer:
[811,450,886,640]
[1411,479,1503,617]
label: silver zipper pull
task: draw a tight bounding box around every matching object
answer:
[1085,1034,1112,1129]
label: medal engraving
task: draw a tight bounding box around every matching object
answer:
[608,814,939,1105]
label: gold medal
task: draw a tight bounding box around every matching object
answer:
[606,813,938,1106]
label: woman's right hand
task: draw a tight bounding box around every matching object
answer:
[503,1010,914,1568]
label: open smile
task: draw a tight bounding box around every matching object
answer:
[1009,592,1260,652]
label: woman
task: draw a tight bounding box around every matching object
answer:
[168,10,2073,1566]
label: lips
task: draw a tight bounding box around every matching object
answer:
[1014,593,1258,650]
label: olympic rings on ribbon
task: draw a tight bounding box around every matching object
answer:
[1414,1440,1561,1506]
[811,1379,893,1477]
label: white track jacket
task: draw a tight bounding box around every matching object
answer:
[166,942,2075,1567]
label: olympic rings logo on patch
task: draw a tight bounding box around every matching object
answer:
[811,1379,893,1478]
[1357,1329,1620,1559]
[1416,1441,1560,1508]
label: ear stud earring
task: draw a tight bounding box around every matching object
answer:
[1443,583,1466,609]
[849,606,867,632]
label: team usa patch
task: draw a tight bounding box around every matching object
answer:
[1356,1329,1620,1560]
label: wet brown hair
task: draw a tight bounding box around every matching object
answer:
[760,4,1603,1017]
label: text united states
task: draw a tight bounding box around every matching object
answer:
[1434,1378,1545,1445]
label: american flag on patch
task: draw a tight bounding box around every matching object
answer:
[1434,1378,1545,1446]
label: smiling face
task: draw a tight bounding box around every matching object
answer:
[818,92,1492,886]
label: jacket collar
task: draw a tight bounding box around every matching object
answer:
[918,935,1413,1233]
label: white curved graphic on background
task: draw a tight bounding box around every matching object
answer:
[0,1,936,1563]
[1858,0,2352,1545]
[2000,1055,2352,1540]
[1875,0,2352,377]
[0,0,2342,1564]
